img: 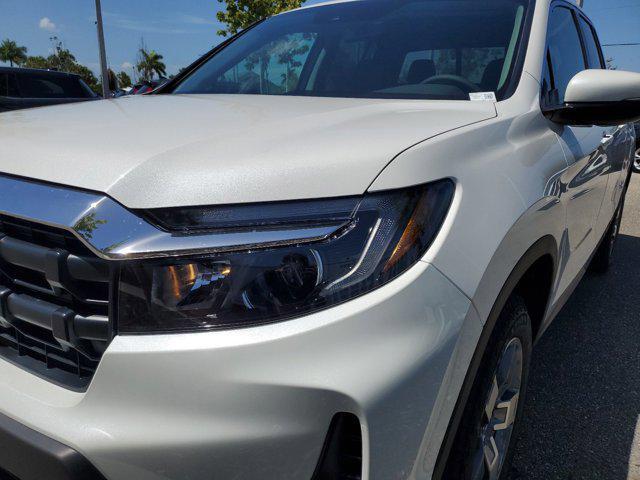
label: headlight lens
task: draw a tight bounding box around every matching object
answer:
[118,180,454,333]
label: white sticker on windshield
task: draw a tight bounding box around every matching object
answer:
[469,92,497,102]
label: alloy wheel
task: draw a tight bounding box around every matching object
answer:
[635,148,640,172]
[472,338,524,480]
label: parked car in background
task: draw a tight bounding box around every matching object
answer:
[130,82,153,95]
[0,1,639,480]
[130,78,168,95]
[634,122,640,173]
[0,67,98,112]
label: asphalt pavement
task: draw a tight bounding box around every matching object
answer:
[508,173,640,479]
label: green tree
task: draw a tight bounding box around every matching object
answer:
[0,39,28,67]
[136,49,167,82]
[216,0,305,37]
[23,55,49,69]
[117,71,132,88]
[72,63,100,94]
[46,40,100,93]
[23,41,100,94]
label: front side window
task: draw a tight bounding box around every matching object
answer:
[174,0,532,101]
[578,17,604,69]
[546,7,586,105]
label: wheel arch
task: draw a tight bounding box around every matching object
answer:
[432,234,558,479]
[512,250,555,341]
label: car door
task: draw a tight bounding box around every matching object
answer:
[576,13,630,235]
[543,4,618,292]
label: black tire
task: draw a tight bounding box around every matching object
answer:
[590,194,625,275]
[632,148,640,174]
[443,296,532,480]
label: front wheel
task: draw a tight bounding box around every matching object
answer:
[444,296,532,480]
[633,148,640,174]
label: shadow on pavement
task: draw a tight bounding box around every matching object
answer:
[509,234,640,480]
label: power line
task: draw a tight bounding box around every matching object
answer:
[602,42,640,46]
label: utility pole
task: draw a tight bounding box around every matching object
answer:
[95,0,110,98]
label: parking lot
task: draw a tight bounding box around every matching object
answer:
[509,173,640,479]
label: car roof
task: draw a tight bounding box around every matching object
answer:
[0,66,81,78]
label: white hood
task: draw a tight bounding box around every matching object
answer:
[0,94,495,209]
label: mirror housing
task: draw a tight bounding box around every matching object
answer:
[544,69,640,126]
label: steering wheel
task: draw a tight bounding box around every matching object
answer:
[421,75,481,94]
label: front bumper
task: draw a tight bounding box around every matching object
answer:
[0,410,105,480]
[0,261,476,480]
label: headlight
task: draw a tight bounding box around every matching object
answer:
[117,180,454,333]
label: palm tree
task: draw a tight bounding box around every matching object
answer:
[136,49,167,82]
[0,39,28,67]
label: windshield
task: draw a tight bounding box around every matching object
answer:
[173,0,531,101]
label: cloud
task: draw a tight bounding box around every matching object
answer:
[39,17,56,31]
[121,62,134,70]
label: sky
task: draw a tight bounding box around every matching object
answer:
[0,0,638,79]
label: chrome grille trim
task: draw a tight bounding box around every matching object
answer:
[0,175,343,260]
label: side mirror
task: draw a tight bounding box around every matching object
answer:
[544,69,640,126]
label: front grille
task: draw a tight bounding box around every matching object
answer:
[0,215,112,390]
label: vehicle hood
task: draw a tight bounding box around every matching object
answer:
[0,95,495,209]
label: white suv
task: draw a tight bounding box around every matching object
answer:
[0,1,638,479]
